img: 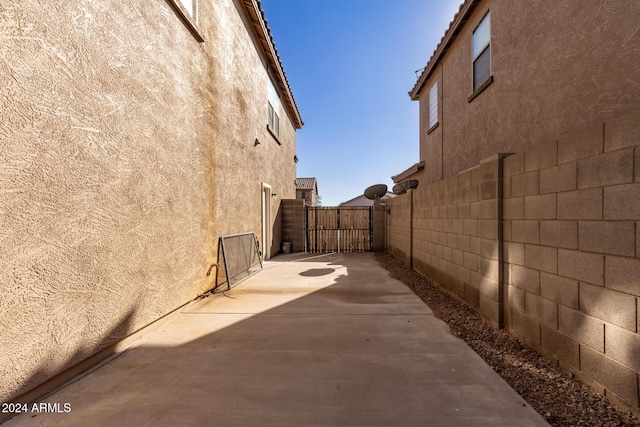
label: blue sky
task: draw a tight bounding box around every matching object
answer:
[261,0,463,206]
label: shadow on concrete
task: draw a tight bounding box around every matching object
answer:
[3,253,548,427]
[299,268,335,277]
[1,308,138,424]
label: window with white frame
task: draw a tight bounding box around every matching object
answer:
[168,0,202,42]
[429,82,438,129]
[178,0,196,18]
[267,78,281,138]
[472,11,491,92]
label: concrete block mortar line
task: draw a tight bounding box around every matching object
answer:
[633,141,636,183]
[601,187,605,222]
[603,120,606,155]
[578,281,581,312]
[575,138,579,188]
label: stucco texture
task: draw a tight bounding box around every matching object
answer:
[418,0,640,184]
[0,0,297,401]
[209,0,297,257]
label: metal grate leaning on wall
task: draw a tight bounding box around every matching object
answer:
[215,232,262,292]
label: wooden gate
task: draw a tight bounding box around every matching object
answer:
[305,206,372,253]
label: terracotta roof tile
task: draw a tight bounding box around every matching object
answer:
[244,0,303,128]
[295,177,317,190]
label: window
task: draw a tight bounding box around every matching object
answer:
[178,0,195,18]
[428,82,438,129]
[472,11,491,92]
[168,0,203,42]
[267,78,281,139]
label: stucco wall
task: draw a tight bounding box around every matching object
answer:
[417,0,640,184]
[419,68,443,184]
[0,0,297,402]
[387,110,640,413]
[209,0,297,259]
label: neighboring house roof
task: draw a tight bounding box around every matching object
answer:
[409,0,480,100]
[392,161,425,183]
[243,0,304,128]
[340,192,396,207]
[295,177,318,192]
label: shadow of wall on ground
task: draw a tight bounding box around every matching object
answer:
[1,308,138,424]
[1,253,545,426]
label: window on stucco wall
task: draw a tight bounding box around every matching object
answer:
[472,11,491,92]
[168,0,203,42]
[178,0,195,18]
[428,82,438,130]
[267,78,281,140]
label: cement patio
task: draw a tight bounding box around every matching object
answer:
[4,252,549,426]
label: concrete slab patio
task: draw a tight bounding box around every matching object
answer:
[3,253,549,426]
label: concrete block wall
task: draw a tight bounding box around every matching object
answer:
[503,110,640,411]
[372,206,387,251]
[387,191,412,265]
[281,199,305,253]
[387,158,502,326]
[387,109,640,413]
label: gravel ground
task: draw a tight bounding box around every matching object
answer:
[375,252,640,427]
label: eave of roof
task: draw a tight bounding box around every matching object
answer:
[409,0,480,100]
[242,0,304,129]
[391,161,425,183]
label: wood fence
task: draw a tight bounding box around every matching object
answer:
[305,206,372,253]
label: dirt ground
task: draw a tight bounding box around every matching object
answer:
[375,252,640,427]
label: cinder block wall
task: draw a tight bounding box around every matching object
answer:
[387,109,640,413]
[503,109,640,411]
[281,199,305,252]
[388,159,502,326]
[372,206,386,251]
[387,192,412,264]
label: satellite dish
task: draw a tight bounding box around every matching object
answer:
[364,184,388,200]
[392,179,419,195]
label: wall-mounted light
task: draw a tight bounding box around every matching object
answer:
[294,155,298,163]
[254,138,260,146]
[271,193,277,197]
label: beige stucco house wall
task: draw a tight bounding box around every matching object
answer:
[409,0,640,185]
[295,177,318,207]
[0,0,301,405]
